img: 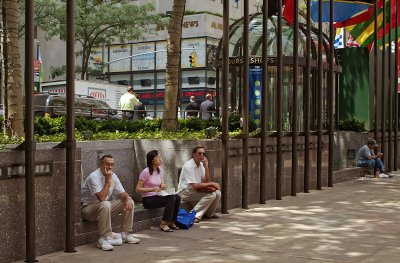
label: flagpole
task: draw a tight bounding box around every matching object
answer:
[381,0,386,168]
[388,0,393,172]
[374,0,379,141]
[394,0,399,170]
[36,41,39,60]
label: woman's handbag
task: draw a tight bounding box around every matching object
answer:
[175,208,196,229]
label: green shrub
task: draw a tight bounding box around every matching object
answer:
[228,112,242,131]
[34,116,66,135]
[75,116,101,133]
[338,118,366,132]
[184,117,206,131]
[142,118,162,131]
[205,117,222,130]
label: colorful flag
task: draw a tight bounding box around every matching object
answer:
[348,0,396,47]
[346,34,360,47]
[334,28,345,48]
[311,0,373,23]
[334,6,374,28]
[376,0,400,46]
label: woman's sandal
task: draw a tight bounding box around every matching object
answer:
[160,223,173,232]
[169,223,180,230]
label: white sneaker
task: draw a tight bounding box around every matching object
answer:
[379,173,389,178]
[121,232,140,244]
[106,232,122,246]
[97,237,114,251]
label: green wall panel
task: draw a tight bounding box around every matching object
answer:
[337,47,371,129]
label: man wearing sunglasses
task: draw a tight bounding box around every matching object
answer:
[177,146,221,223]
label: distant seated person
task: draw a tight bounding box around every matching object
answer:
[355,138,391,178]
[177,146,221,223]
[81,155,139,251]
[136,150,181,232]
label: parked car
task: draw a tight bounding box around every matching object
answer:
[34,93,119,119]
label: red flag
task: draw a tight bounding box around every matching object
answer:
[283,0,295,25]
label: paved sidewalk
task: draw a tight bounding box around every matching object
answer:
[25,173,400,263]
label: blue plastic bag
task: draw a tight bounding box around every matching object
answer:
[175,208,196,229]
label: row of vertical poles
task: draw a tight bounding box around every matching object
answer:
[316,0,323,190]
[276,0,283,200]
[23,0,76,259]
[65,0,76,253]
[395,0,399,171]
[221,0,229,214]
[24,0,36,262]
[304,0,312,194]
[381,0,386,166]
[260,0,269,204]
[388,0,393,171]
[374,0,379,141]
[328,0,335,187]
[291,0,299,196]
[241,0,249,208]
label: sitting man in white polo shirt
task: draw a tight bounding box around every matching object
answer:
[81,154,139,251]
[177,146,221,223]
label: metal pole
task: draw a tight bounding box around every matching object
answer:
[221,0,230,213]
[381,0,386,165]
[260,0,269,204]
[25,0,36,261]
[276,0,283,200]
[388,0,393,172]
[241,0,249,209]
[304,0,311,193]
[328,0,334,187]
[317,0,323,190]
[374,0,379,141]
[65,0,76,253]
[291,0,299,196]
[395,0,399,170]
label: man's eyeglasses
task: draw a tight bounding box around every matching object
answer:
[197,152,205,156]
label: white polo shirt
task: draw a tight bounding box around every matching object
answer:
[81,168,125,204]
[177,159,205,193]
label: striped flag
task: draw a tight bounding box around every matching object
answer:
[348,0,398,48]
[347,1,388,47]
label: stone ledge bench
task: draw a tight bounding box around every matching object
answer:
[333,166,369,184]
[74,203,164,246]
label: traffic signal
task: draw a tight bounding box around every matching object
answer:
[189,52,197,67]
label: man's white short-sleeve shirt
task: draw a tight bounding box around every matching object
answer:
[81,168,125,204]
[177,159,205,193]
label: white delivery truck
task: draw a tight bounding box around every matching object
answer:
[40,80,127,110]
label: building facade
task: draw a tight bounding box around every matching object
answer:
[30,0,259,116]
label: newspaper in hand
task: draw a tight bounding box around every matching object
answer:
[157,188,176,196]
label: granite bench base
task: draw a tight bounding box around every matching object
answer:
[333,166,369,184]
[75,206,164,246]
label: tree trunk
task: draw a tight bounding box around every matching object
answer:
[161,0,186,131]
[3,0,23,137]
